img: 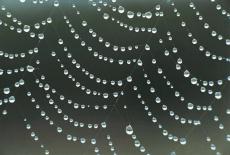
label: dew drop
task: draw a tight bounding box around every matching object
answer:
[140,146,145,152]
[45,150,49,155]
[9,96,16,103]
[57,127,62,133]
[210,144,216,150]
[127,11,134,19]
[156,4,161,10]
[127,76,132,82]
[54,0,59,7]
[145,12,152,19]
[126,124,133,135]
[38,33,44,39]
[179,138,187,145]
[23,25,30,33]
[184,70,190,77]
[226,109,230,115]
[226,135,230,142]
[118,6,125,13]
[170,151,176,155]
[137,59,143,66]
[187,103,194,110]
[80,138,86,143]
[145,44,150,51]
[91,138,96,144]
[215,92,222,99]
[134,140,140,147]
[66,135,72,141]
[2,110,7,115]
[27,65,34,72]
[103,13,110,20]
[3,88,10,95]
[226,39,230,45]
[191,77,197,85]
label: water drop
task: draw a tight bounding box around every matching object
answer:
[3,88,10,95]
[127,76,132,82]
[118,6,125,14]
[140,146,145,152]
[126,124,133,135]
[179,138,187,145]
[215,92,222,99]
[226,135,230,142]
[27,65,34,72]
[156,4,161,10]
[57,127,62,133]
[80,138,86,143]
[145,44,150,51]
[191,77,197,85]
[9,96,15,103]
[103,13,110,20]
[127,11,134,19]
[91,138,96,144]
[54,0,59,7]
[145,12,152,19]
[2,110,7,115]
[187,103,194,110]
[45,150,49,155]
[226,39,230,45]
[134,140,140,147]
[137,59,143,66]
[23,25,30,33]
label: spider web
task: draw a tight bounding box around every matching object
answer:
[0,0,230,155]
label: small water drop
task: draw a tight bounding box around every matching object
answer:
[54,0,59,7]
[226,134,230,142]
[23,25,30,33]
[2,110,7,115]
[9,96,15,103]
[3,88,10,95]
[137,59,143,66]
[187,103,194,110]
[191,77,197,85]
[179,138,187,145]
[27,65,34,72]
[19,0,26,3]
[118,6,125,13]
[103,13,110,20]
[127,11,134,19]
[145,12,152,19]
[145,44,150,51]
[226,39,230,45]
[215,92,222,99]
[127,76,132,82]
[126,124,133,135]
[57,127,62,133]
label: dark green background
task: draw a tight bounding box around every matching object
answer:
[0,0,230,154]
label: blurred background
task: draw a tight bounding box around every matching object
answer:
[0,0,230,154]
